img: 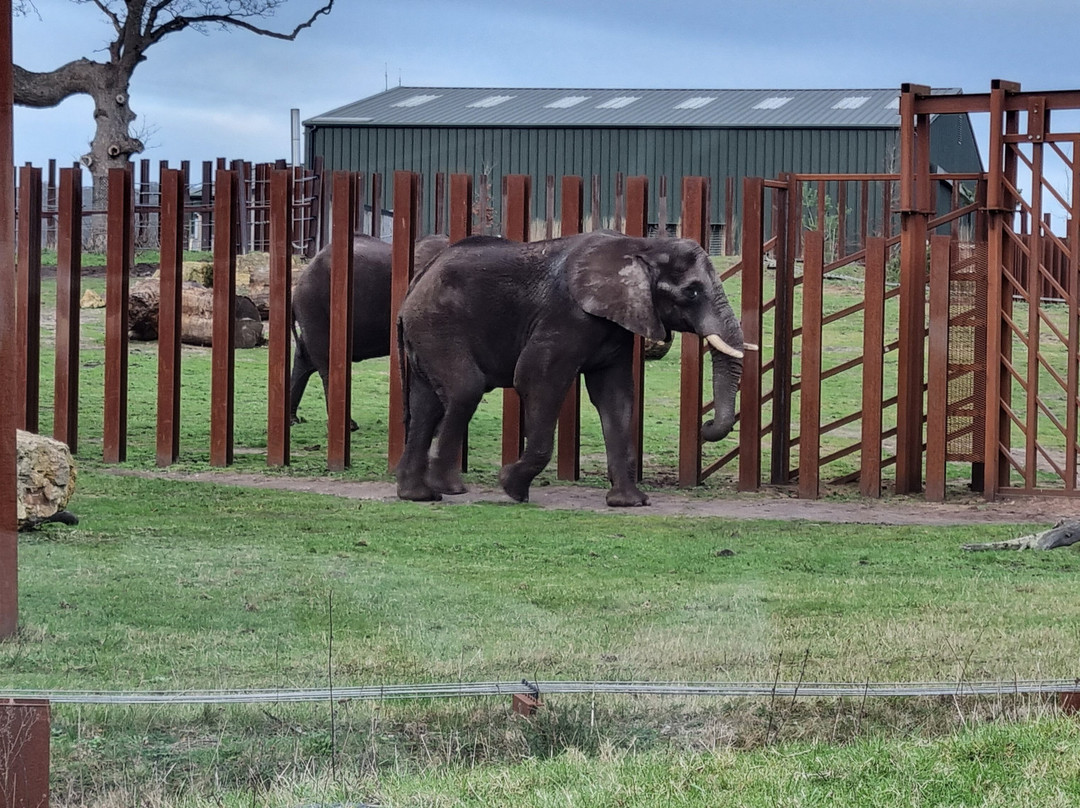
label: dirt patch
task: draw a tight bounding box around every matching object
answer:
[115,468,1074,527]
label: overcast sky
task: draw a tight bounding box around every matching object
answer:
[11,0,1080,171]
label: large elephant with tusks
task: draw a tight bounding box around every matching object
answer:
[395,231,750,506]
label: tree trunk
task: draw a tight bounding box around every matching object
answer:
[129,279,264,348]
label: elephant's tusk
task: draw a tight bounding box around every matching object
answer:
[742,343,759,351]
[705,334,743,359]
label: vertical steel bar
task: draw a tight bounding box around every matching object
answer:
[895,207,927,493]
[737,177,764,492]
[724,177,735,254]
[434,172,446,235]
[210,169,237,467]
[53,167,81,453]
[860,237,886,498]
[103,167,132,463]
[267,169,293,467]
[545,175,555,240]
[501,175,530,466]
[0,0,17,640]
[799,230,824,500]
[625,176,648,481]
[388,171,417,471]
[557,176,584,481]
[327,172,356,471]
[16,165,41,433]
[678,177,708,488]
[925,235,952,501]
[156,169,183,466]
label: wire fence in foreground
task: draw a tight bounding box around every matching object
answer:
[1,678,1078,706]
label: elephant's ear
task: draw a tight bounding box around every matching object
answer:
[565,244,667,341]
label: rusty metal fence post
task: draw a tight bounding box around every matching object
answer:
[15,165,41,434]
[156,169,184,466]
[104,167,133,463]
[267,169,294,467]
[53,167,82,454]
[0,699,49,808]
[501,175,531,466]
[556,176,584,481]
[327,172,356,471]
[798,230,825,499]
[738,177,765,492]
[678,177,708,488]
[0,0,17,640]
[860,237,888,498]
[625,176,649,481]
[388,171,418,471]
[210,169,238,467]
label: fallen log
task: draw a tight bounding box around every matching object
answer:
[129,279,264,348]
[962,519,1080,551]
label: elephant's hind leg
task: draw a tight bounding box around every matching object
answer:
[426,376,485,495]
[396,372,444,501]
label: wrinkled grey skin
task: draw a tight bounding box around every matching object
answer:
[291,234,449,430]
[395,231,745,506]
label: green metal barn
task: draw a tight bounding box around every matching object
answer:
[303,86,981,248]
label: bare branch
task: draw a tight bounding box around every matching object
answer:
[13,60,104,108]
[146,0,334,46]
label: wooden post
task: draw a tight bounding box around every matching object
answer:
[557,176,584,481]
[925,235,952,501]
[737,177,765,492]
[799,230,825,500]
[157,169,184,466]
[0,0,17,640]
[210,169,238,467]
[860,237,887,498]
[53,167,81,454]
[0,699,50,807]
[104,167,133,463]
[625,177,649,482]
[15,165,41,433]
[267,169,294,467]
[678,177,708,488]
[501,175,531,466]
[388,171,418,471]
[327,172,356,471]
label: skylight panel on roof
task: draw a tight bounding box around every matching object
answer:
[884,97,901,110]
[391,94,441,108]
[753,96,793,110]
[597,96,640,109]
[832,96,870,110]
[675,96,717,110]
[545,95,590,109]
[468,95,515,108]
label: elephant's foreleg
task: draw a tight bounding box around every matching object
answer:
[396,371,444,501]
[584,363,649,507]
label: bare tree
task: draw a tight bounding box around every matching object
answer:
[14,0,335,199]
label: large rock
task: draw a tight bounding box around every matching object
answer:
[16,430,77,530]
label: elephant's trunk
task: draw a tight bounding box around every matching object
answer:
[701,348,742,442]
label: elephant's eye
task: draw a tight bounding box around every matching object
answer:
[684,284,702,301]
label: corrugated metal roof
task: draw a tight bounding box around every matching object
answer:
[305,87,960,129]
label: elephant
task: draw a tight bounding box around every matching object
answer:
[395,230,749,507]
[290,233,449,430]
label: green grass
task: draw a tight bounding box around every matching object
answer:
[13,267,1080,806]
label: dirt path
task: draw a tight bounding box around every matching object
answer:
[124,468,1073,527]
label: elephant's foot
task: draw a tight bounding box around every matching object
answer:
[290,413,305,426]
[396,477,443,502]
[350,418,360,433]
[498,464,531,503]
[606,485,650,507]
[426,470,467,496]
